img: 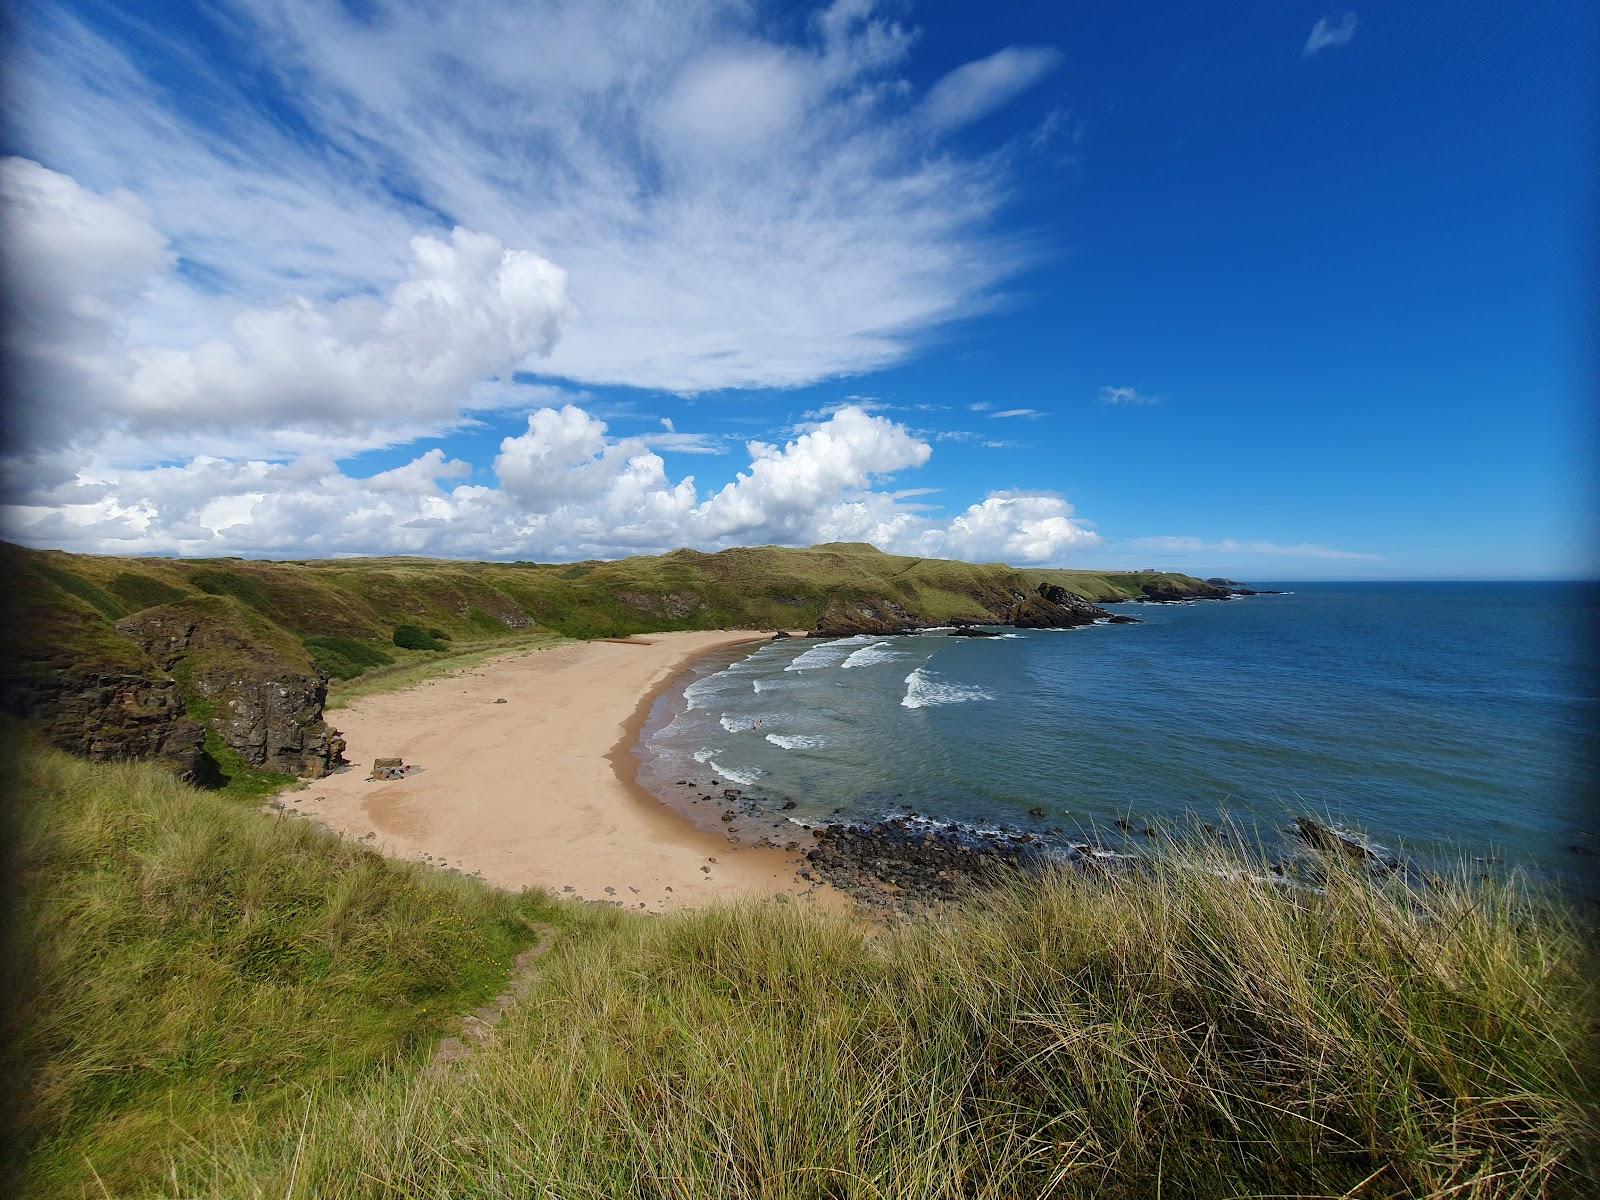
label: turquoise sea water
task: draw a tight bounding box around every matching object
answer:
[636,583,1599,893]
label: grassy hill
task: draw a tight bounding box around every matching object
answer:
[1,541,1225,784]
[5,740,1594,1198]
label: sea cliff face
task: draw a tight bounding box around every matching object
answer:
[3,540,1240,782]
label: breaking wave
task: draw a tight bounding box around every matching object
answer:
[683,669,742,711]
[841,641,897,668]
[900,666,994,710]
[784,635,874,671]
[707,759,763,786]
[764,733,826,750]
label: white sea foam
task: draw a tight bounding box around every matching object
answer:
[783,635,874,671]
[764,733,826,750]
[707,759,763,786]
[683,669,742,711]
[841,641,896,668]
[752,677,801,694]
[692,747,718,764]
[900,666,994,710]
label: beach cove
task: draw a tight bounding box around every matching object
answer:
[280,630,822,912]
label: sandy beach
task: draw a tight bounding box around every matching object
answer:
[282,631,820,912]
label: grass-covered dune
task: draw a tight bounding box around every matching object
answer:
[6,741,1595,1199]
[2,739,560,1198]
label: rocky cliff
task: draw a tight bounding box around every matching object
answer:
[115,599,346,778]
[811,580,1114,636]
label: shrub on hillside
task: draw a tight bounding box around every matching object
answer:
[106,572,188,612]
[32,565,127,619]
[187,568,274,611]
[392,623,446,651]
[304,636,396,680]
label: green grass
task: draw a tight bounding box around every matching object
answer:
[324,633,567,710]
[12,739,1591,1198]
[105,571,189,612]
[28,565,128,621]
[5,740,559,1200]
[180,849,1597,1200]
[302,636,395,681]
[391,623,448,652]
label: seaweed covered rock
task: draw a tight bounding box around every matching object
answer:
[115,597,346,778]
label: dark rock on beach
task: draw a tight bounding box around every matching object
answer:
[1290,817,1400,871]
[803,818,1126,915]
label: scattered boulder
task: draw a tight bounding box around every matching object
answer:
[1291,817,1399,871]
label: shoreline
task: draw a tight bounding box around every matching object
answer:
[279,630,828,913]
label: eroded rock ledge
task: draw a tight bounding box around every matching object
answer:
[116,599,346,778]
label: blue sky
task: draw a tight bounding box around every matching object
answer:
[2,1,1594,577]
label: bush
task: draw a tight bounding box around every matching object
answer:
[106,571,188,612]
[187,568,273,611]
[304,636,395,680]
[392,623,446,651]
[31,565,126,619]
[426,627,451,641]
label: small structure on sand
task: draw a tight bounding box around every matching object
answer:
[369,757,407,781]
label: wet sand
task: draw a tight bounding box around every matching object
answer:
[282,631,820,913]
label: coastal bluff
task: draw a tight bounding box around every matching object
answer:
[2,540,1237,783]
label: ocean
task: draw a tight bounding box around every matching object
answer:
[635,583,1599,893]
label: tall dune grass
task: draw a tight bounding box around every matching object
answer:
[189,848,1597,1199]
[6,739,1594,1197]
[3,740,555,1198]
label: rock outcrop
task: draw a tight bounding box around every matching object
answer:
[814,581,1112,636]
[1134,579,1232,603]
[812,595,923,637]
[1005,583,1111,628]
[2,667,211,781]
[1,576,213,780]
[115,600,346,778]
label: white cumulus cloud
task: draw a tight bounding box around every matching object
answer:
[0,158,572,482]
[3,406,1100,566]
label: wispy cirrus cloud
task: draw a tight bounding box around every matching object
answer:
[920,46,1062,133]
[7,0,1062,412]
[1098,386,1161,406]
[989,408,1044,419]
[1126,536,1380,562]
[1303,13,1360,58]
